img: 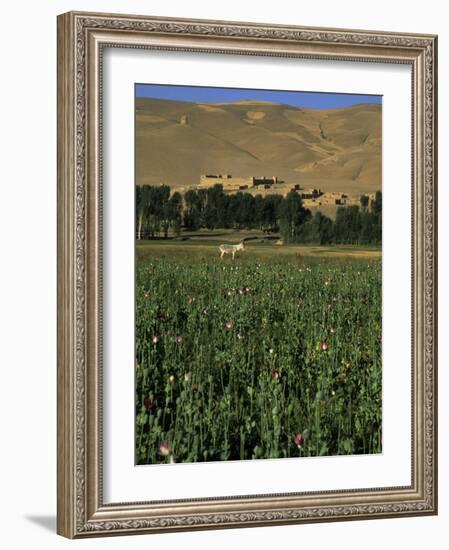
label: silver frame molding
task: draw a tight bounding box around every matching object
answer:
[57,11,438,538]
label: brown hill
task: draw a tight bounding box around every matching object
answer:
[135,97,381,196]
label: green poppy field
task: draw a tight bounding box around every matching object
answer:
[135,241,382,465]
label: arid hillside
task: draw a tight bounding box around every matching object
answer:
[136,97,381,196]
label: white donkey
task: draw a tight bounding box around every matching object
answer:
[219,241,245,260]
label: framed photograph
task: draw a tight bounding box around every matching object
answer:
[57,11,438,538]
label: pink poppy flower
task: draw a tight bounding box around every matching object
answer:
[293,433,304,449]
[225,321,234,330]
[320,342,329,351]
[158,441,170,457]
[151,336,159,344]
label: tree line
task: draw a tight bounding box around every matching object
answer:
[136,184,382,246]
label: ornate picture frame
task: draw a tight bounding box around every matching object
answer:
[57,11,437,538]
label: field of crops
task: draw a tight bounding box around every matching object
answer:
[135,252,382,465]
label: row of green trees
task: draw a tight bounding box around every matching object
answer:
[136,185,183,239]
[136,184,382,245]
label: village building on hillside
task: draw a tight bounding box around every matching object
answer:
[302,191,376,208]
[297,188,322,200]
[198,173,374,209]
[199,174,280,191]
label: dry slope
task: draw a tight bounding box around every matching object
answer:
[136,97,381,196]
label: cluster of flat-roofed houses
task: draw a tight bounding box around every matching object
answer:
[198,173,373,207]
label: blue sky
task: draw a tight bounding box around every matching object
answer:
[135,83,382,109]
